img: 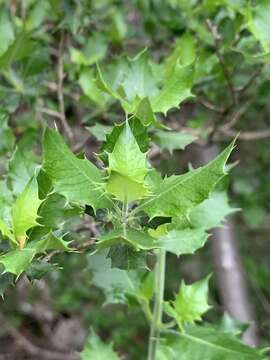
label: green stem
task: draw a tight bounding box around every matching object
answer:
[122,196,128,237]
[147,249,166,360]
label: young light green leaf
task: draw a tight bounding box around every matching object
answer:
[157,228,208,256]
[138,139,235,218]
[152,130,196,153]
[165,276,211,329]
[135,97,157,126]
[81,330,120,360]
[12,176,42,249]
[0,248,36,276]
[43,128,109,210]
[106,122,149,201]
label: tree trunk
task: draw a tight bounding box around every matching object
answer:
[196,144,259,347]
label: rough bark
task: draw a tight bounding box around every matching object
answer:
[196,144,259,347]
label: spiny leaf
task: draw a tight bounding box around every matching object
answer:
[0,219,15,244]
[81,329,120,360]
[138,139,236,218]
[189,191,238,230]
[165,276,211,329]
[88,250,142,304]
[158,327,266,360]
[152,130,196,153]
[97,228,156,251]
[30,232,71,253]
[12,176,42,249]
[106,122,149,202]
[156,228,208,256]
[43,128,110,210]
[151,62,194,115]
[0,248,36,276]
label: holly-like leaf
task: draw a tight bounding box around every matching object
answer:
[79,68,108,108]
[0,9,14,57]
[151,62,194,115]
[189,191,238,230]
[165,276,210,329]
[97,228,156,251]
[0,110,15,156]
[106,122,149,202]
[138,140,235,218]
[152,130,196,153]
[43,128,110,210]
[247,0,270,52]
[0,248,36,276]
[8,142,38,195]
[0,219,15,244]
[31,232,71,253]
[88,250,142,304]
[87,124,113,142]
[158,327,266,360]
[81,330,120,360]
[12,176,42,249]
[157,228,208,256]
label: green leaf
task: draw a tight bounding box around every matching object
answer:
[165,276,210,329]
[106,122,149,202]
[97,228,156,251]
[189,192,238,230]
[0,9,14,57]
[157,228,208,256]
[152,130,196,153]
[12,176,42,248]
[0,32,34,69]
[151,62,194,115]
[71,33,107,66]
[81,330,120,360]
[0,248,36,276]
[43,128,109,210]
[158,327,266,360]
[135,97,157,126]
[0,219,15,244]
[79,68,108,107]
[31,232,71,253]
[8,143,38,195]
[0,110,15,156]
[247,0,270,52]
[165,33,196,76]
[106,173,148,203]
[88,250,142,304]
[139,140,235,218]
[108,245,147,270]
[87,124,113,142]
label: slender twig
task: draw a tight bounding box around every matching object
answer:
[222,100,251,131]
[218,128,270,141]
[235,67,262,93]
[206,19,237,106]
[41,108,63,119]
[57,33,74,143]
[197,97,226,114]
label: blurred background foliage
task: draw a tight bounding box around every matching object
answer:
[0,0,270,359]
